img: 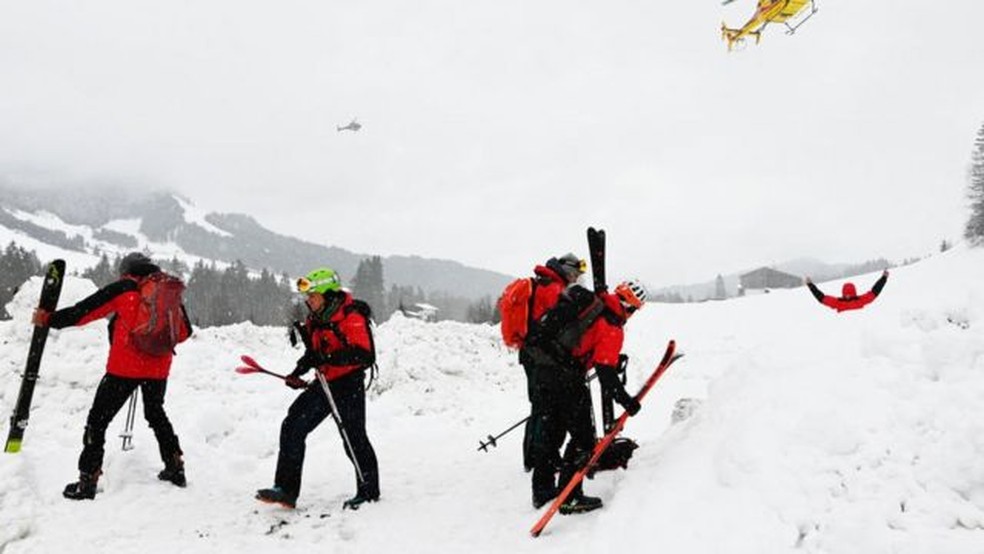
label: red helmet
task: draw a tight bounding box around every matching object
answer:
[615,280,647,310]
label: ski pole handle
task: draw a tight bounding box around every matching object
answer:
[237,355,288,380]
[235,366,287,380]
[479,372,604,453]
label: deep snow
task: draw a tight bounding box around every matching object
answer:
[2,245,983,553]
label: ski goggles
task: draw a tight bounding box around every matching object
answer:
[559,257,587,275]
[297,277,314,294]
[297,271,343,295]
[296,277,314,294]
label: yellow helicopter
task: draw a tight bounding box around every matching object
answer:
[721,0,817,51]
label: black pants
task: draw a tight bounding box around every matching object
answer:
[79,374,182,475]
[274,370,379,500]
[526,369,595,500]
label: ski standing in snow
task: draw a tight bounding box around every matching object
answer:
[256,266,380,511]
[4,259,65,453]
[31,252,193,499]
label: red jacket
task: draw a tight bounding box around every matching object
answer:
[530,265,567,321]
[571,292,626,370]
[50,275,183,379]
[307,293,375,381]
[808,273,888,313]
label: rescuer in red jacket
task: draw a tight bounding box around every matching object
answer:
[525,279,646,515]
[32,252,192,500]
[256,266,379,511]
[805,270,889,312]
[518,253,586,474]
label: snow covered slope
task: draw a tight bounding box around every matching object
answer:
[1,245,982,553]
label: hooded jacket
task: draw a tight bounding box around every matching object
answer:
[807,272,888,313]
[571,292,627,370]
[48,263,191,379]
[530,265,568,322]
[303,291,375,381]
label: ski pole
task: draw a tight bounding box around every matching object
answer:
[314,371,366,485]
[237,355,289,380]
[479,371,604,452]
[120,389,138,451]
[235,365,288,380]
[477,415,529,452]
[238,355,361,484]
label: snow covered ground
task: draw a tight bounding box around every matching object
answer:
[2,245,983,553]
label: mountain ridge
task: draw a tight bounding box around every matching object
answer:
[0,182,512,302]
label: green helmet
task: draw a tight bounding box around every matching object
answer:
[297,267,342,294]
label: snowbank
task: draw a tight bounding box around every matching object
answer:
[1,245,983,553]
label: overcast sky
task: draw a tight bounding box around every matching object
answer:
[2,0,982,285]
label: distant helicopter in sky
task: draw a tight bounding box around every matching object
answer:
[337,118,361,132]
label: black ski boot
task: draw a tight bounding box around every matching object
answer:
[256,486,297,509]
[342,491,379,510]
[158,453,186,488]
[559,494,603,515]
[63,472,99,500]
[532,487,558,509]
[531,465,558,509]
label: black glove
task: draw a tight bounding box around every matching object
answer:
[284,375,307,390]
[597,364,640,415]
[619,395,641,416]
[294,350,319,373]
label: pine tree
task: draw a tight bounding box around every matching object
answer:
[350,256,386,318]
[81,253,116,286]
[466,295,498,324]
[162,255,190,279]
[216,260,250,324]
[185,260,219,327]
[966,122,984,244]
[0,242,42,319]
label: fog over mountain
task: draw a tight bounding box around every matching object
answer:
[0,182,512,303]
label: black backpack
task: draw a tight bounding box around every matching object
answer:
[524,285,605,368]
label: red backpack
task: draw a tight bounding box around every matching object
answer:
[130,272,191,356]
[498,278,536,349]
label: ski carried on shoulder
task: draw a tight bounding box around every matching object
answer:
[588,226,619,430]
[530,339,682,538]
[586,227,606,293]
[5,259,66,453]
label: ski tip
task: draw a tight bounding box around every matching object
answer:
[4,440,22,453]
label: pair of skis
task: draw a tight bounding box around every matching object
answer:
[529,228,683,537]
[587,227,623,433]
[529,339,682,537]
[3,259,142,454]
[4,260,65,453]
